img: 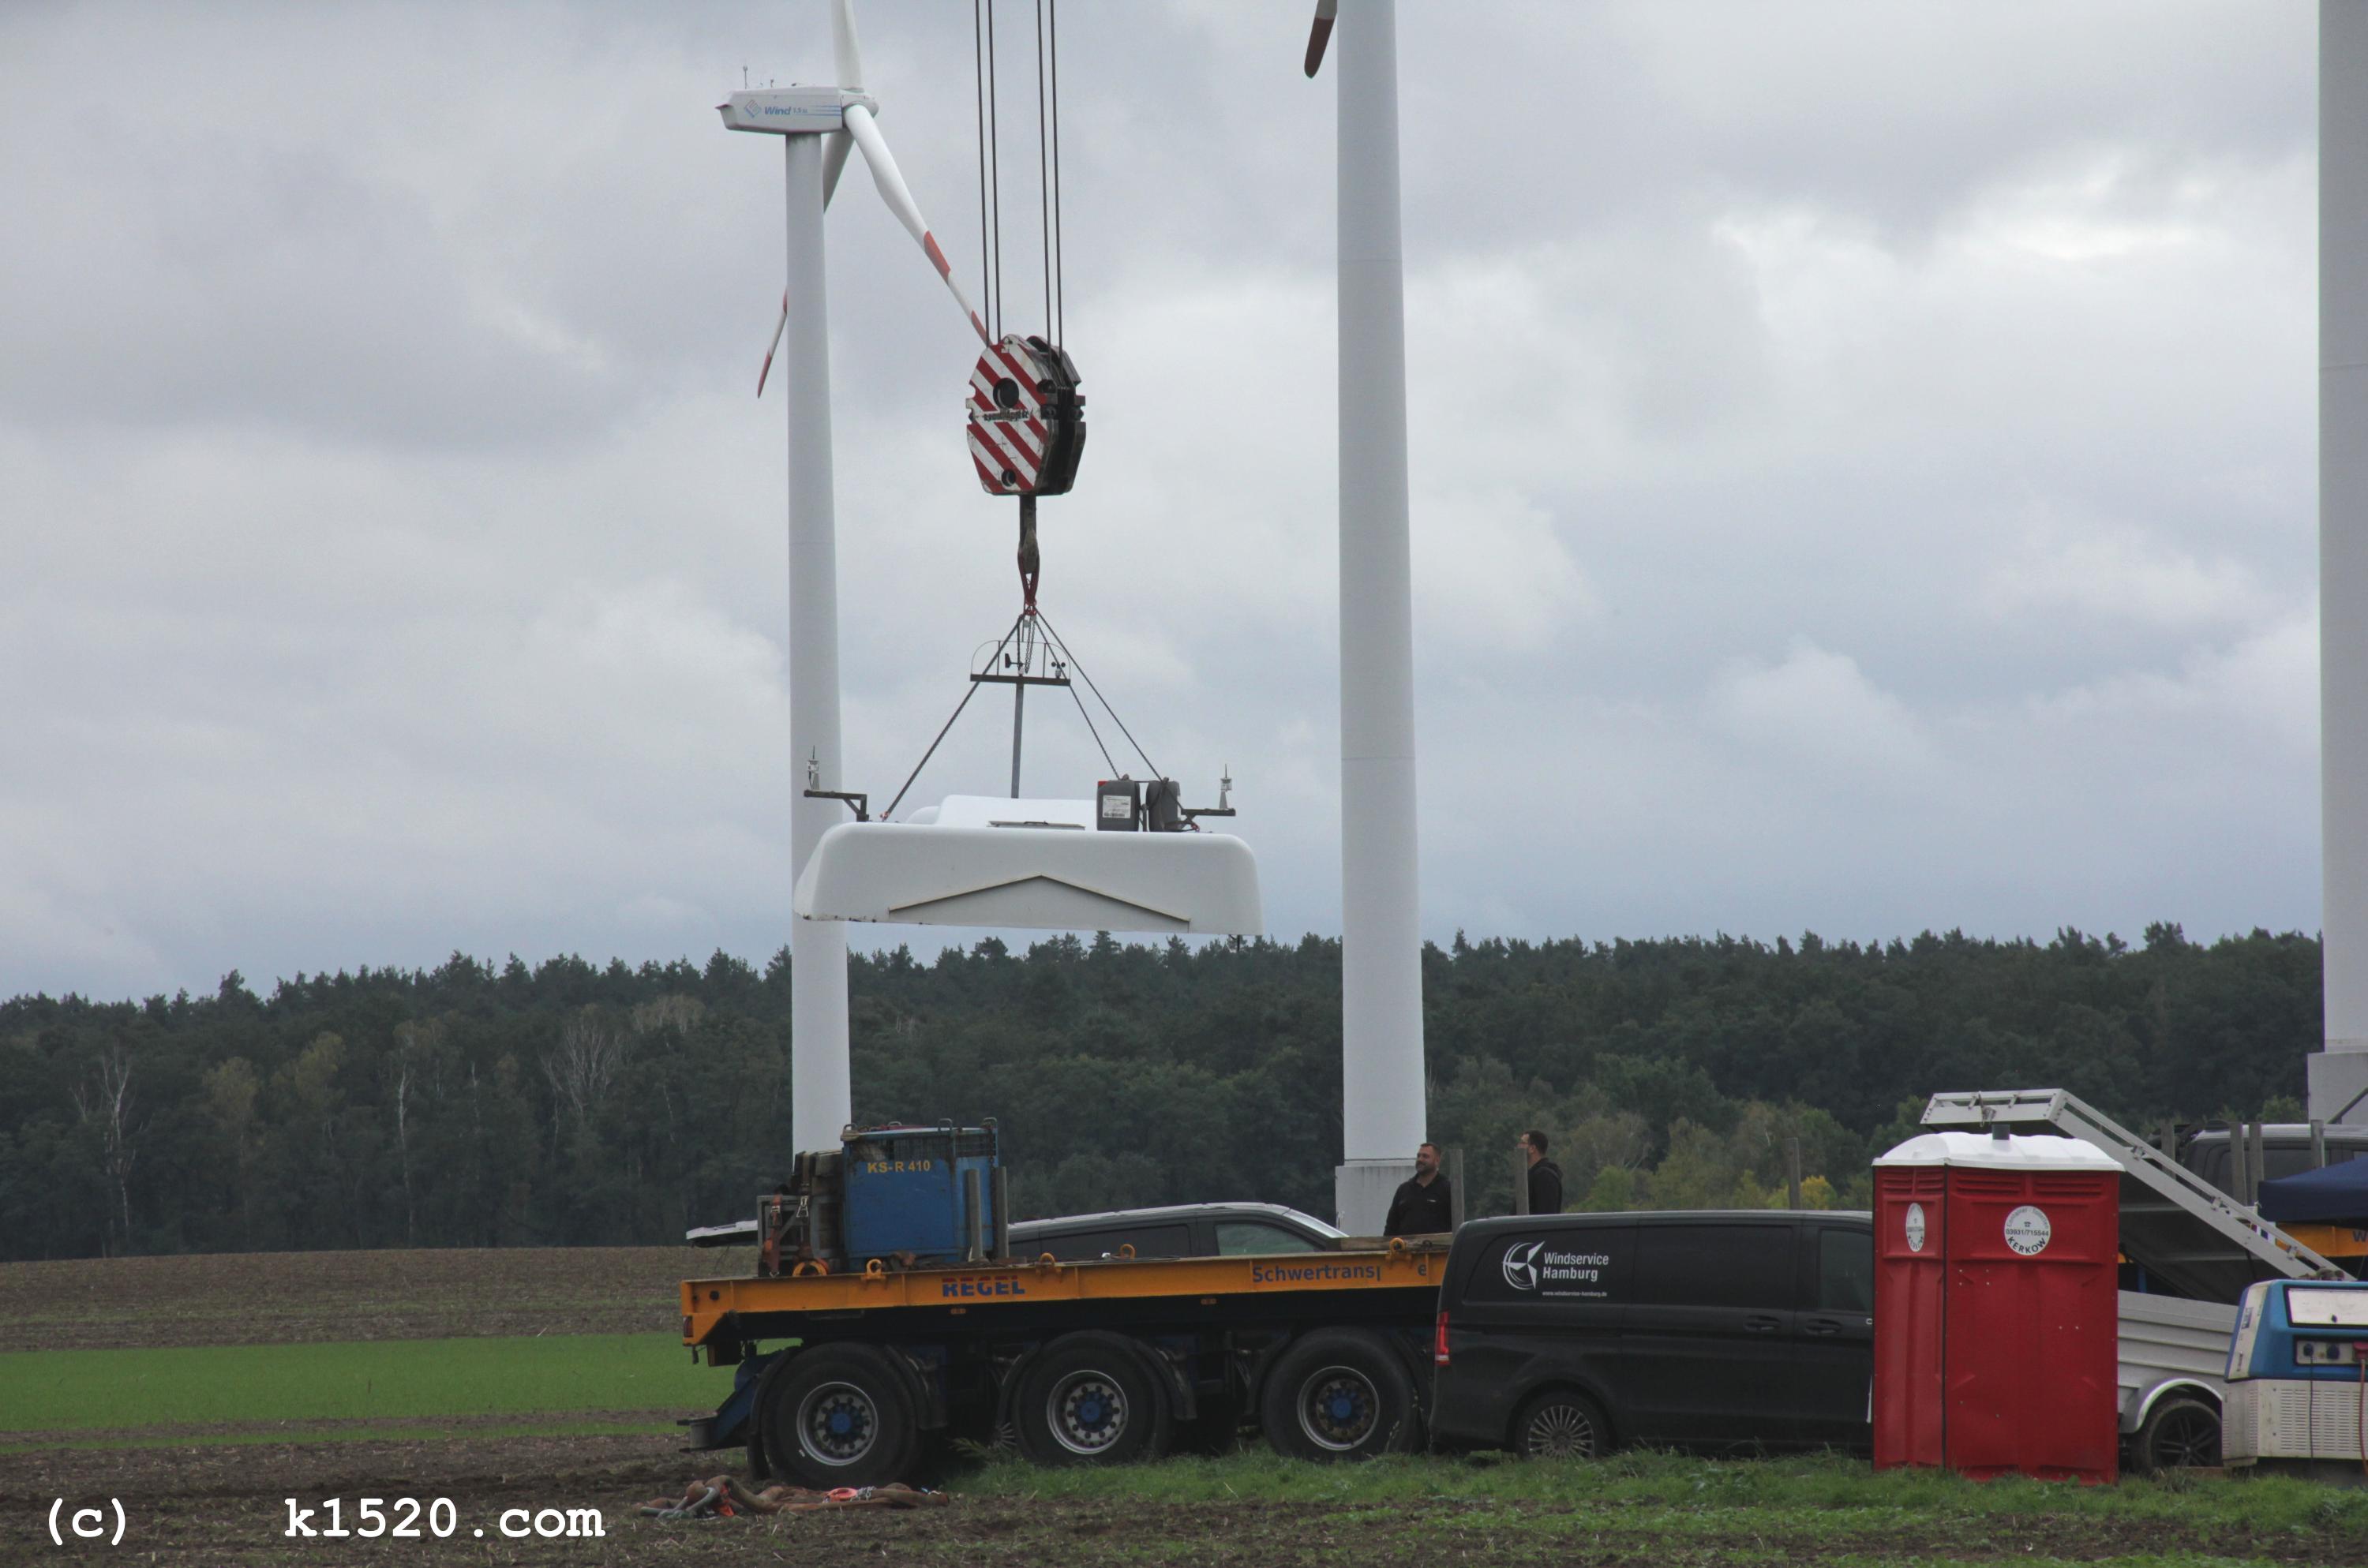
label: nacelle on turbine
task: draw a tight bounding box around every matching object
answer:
[718,86,878,136]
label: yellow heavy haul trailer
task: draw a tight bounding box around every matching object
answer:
[679,1242,1450,1485]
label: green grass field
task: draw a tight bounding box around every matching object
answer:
[963,1446,2368,1536]
[0,1333,732,1450]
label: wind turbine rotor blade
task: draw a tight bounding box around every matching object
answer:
[756,289,789,396]
[831,0,865,91]
[823,0,861,209]
[822,128,852,206]
[1303,0,1338,77]
[841,102,991,343]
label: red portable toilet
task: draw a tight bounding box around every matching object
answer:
[1872,1131,2119,1483]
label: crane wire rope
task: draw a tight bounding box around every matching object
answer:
[1035,1,1052,338]
[1062,661,1118,777]
[1047,0,1064,345]
[974,0,1066,350]
[980,0,1004,336]
[972,0,995,340]
[1032,610,1159,779]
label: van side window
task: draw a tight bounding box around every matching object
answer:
[1216,1222,1321,1255]
[1635,1224,1793,1309]
[1817,1227,1873,1314]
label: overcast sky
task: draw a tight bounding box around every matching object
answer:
[0,2,2323,1002]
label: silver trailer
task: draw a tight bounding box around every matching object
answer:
[2118,1291,2239,1473]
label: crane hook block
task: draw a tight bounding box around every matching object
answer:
[966,334,1086,498]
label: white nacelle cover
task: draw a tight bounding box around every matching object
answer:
[717,86,872,135]
[922,795,1096,829]
[794,795,1262,934]
[1874,1131,2123,1172]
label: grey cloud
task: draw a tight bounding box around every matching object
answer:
[0,2,2328,1000]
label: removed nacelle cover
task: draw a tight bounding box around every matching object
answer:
[794,796,1261,934]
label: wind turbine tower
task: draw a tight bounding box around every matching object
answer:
[1307,0,1428,1231]
[2314,2,2368,1124]
[721,3,991,1151]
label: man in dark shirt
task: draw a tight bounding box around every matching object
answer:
[1520,1130,1564,1215]
[1383,1142,1454,1235]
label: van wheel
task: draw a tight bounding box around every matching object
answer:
[1514,1388,1610,1461]
[1014,1332,1173,1465]
[1259,1329,1418,1461]
[759,1345,920,1488]
[2134,1396,2220,1474]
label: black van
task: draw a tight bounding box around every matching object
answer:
[1429,1211,1873,1458]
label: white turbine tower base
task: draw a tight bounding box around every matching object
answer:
[779,131,852,1154]
[1310,0,1427,1233]
[2314,0,2368,1125]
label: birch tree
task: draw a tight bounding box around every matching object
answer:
[543,1008,623,1151]
[69,1047,138,1255]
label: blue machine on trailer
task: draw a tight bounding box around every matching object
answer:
[2222,1278,2368,1474]
[841,1123,1002,1267]
[679,1121,1003,1455]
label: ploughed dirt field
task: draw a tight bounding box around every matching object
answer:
[8,1247,2368,1566]
[11,1435,2368,1566]
[0,1244,703,1351]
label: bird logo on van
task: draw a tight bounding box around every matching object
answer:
[1502,1241,1545,1293]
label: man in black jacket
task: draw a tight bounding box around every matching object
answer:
[1520,1130,1564,1215]
[1383,1142,1454,1236]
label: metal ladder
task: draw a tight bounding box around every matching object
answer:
[1920,1088,2337,1298]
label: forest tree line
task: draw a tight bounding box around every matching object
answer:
[0,922,2323,1261]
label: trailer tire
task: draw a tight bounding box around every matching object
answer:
[759,1344,920,1488]
[744,1354,793,1481]
[1013,1331,1173,1466]
[1259,1328,1418,1461]
[2132,1394,2221,1475]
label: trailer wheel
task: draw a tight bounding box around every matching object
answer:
[1013,1332,1173,1466]
[1258,1328,1418,1461]
[1512,1387,1611,1461]
[2133,1395,2221,1475]
[759,1345,919,1488]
